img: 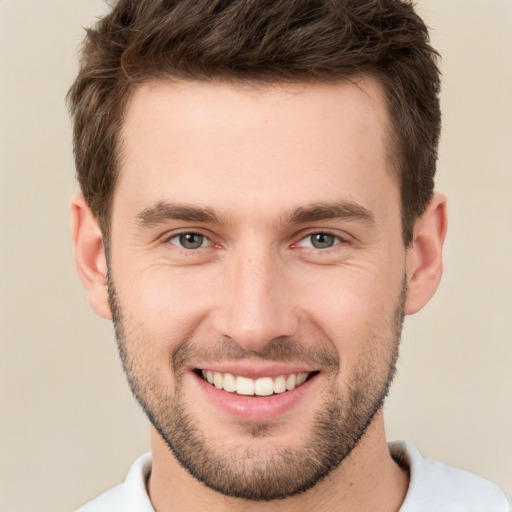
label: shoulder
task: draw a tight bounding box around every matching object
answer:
[389,441,511,512]
[75,453,154,512]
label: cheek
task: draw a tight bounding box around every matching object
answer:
[297,265,402,362]
[114,266,216,383]
[121,264,214,327]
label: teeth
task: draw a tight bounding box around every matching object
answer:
[200,370,312,396]
[273,375,286,394]
[285,374,296,391]
[254,377,274,396]
[296,372,308,386]
[223,373,236,392]
[213,371,223,389]
[236,376,255,395]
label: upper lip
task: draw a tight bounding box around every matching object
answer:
[192,362,319,379]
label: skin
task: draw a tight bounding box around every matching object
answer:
[71,77,447,512]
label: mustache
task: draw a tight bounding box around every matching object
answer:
[171,336,340,372]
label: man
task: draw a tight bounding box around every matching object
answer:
[68,0,510,510]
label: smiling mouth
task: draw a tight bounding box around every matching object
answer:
[196,369,319,396]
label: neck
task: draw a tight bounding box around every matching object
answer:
[147,411,409,512]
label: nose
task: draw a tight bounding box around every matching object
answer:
[212,248,300,353]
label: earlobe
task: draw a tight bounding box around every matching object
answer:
[405,193,448,315]
[70,194,112,319]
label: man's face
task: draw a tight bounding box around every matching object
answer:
[108,78,407,500]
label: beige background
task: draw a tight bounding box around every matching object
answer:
[1,1,511,511]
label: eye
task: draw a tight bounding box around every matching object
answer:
[298,232,341,249]
[169,232,210,250]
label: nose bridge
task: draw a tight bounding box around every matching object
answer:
[213,241,299,351]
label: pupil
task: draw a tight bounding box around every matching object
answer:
[312,233,334,248]
[180,233,203,249]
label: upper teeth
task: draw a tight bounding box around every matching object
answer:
[202,370,309,396]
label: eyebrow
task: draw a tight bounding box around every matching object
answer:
[283,201,375,226]
[135,199,375,228]
[136,201,221,226]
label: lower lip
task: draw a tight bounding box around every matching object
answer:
[192,372,319,422]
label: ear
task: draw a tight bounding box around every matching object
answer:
[70,194,112,319]
[405,193,448,315]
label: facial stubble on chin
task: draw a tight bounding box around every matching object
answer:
[107,269,406,501]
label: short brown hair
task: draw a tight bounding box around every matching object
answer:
[68,0,441,245]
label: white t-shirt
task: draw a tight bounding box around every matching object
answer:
[75,441,511,511]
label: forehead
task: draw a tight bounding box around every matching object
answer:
[114,78,397,223]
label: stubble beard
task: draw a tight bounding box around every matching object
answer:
[107,272,406,501]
